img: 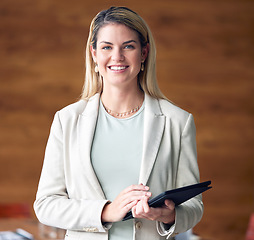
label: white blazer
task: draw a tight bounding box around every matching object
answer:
[34,93,203,240]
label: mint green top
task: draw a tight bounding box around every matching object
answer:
[91,100,144,240]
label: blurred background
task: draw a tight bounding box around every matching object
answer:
[0,0,253,239]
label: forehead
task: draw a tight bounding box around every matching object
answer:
[96,23,140,44]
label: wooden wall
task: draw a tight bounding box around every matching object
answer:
[0,0,253,239]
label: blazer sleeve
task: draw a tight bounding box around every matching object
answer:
[33,112,110,232]
[156,114,204,238]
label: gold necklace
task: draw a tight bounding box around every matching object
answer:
[104,104,141,118]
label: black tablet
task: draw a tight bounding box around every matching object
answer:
[123,180,212,221]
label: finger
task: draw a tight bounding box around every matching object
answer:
[164,199,175,210]
[122,184,149,194]
[139,183,149,189]
[135,197,148,216]
[134,201,143,218]
[124,199,138,213]
[136,199,144,215]
[121,190,151,206]
[134,199,155,220]
[131,200,139,217]
[131,205,138,218]
[142,196,150,213]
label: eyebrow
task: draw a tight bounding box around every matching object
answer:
[99,40,138,45]
[123,40,137,44]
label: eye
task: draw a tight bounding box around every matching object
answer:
[102,46,112,50]
[124,45,135,49]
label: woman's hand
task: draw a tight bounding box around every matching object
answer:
[101,184,151,223]
[132,197,175,225]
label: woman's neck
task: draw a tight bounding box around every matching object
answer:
[100,86,144,115]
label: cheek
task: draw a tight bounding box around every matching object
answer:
[132,54,142,68]
[133,52,142,63]
[96,53,108,66]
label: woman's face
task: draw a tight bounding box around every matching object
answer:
[91,23,148,90]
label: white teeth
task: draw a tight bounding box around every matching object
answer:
[110,66,127,70]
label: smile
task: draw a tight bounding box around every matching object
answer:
[108,66,128,71]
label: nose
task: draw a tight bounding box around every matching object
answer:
[111,48,124,62]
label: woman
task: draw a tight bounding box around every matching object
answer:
[34,6,203,240]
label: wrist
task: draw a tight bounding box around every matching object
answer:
[162,210,175,225]
[101,202,112,223]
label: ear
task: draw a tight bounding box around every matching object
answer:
[141,43,150,62]
[90,45,97,62]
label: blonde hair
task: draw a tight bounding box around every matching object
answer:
[81,6,167,100]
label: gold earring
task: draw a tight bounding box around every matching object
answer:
[95,64,99,73]
[141,62,144,71]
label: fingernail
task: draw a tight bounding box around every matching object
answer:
[145,186,149,190]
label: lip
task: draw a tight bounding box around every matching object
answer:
[108,65,129,71]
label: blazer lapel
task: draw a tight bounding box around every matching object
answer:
[139,94,165,185]
[77,93,165,196]
[77,94,105,199]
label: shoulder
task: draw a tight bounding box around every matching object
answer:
[57,93,99,117]
[48,100,88,130]
[145,94,194,127]
[58,100,88,117]
[158,98,192,121]
[157,98,196,135]
[53,94,100,127]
